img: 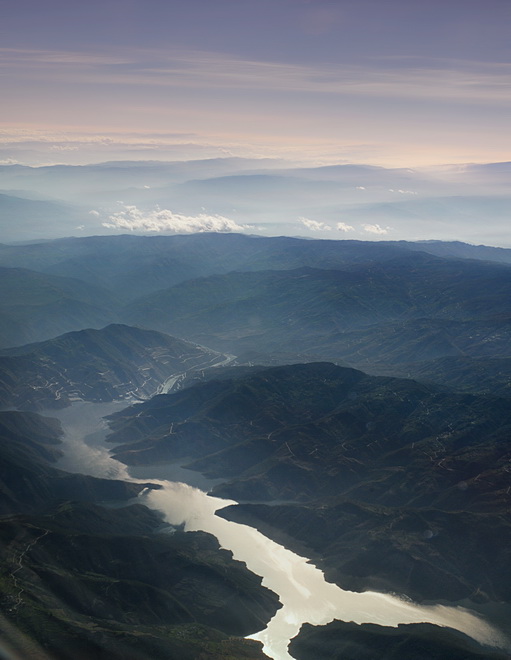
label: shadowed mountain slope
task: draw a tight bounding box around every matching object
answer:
[0,409,149,516]
[0,234,414,301]
[105,361,511,624]
[106,362,511,511]
[0,324,225,410]
[0,266,118,348]
[120,254,511,394]
[0,409,277,659]
[2,234,511,304]
[289,621,510,660]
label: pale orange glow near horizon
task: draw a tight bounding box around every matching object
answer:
[1,0,510,245]
[1,123,509,170]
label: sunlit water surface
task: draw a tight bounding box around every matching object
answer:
[50,402,510,660]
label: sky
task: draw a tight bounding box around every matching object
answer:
[1,0,511,168]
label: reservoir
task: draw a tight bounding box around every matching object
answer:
[51,401,510,660]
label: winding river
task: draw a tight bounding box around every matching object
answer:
[51,401,510,660]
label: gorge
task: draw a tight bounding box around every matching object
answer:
[49,395,510,660]
[2,234,511,659]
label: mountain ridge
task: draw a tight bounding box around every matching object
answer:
[0,323,226,410]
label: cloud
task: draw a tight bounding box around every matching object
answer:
[299,217,332,231]
[89,209,100,217]
[102,204,250,234]
[50,144,79,152]
[362,224,391,235]
[336,222,355,232]
[3,47,511,104]
[0,48,130,67]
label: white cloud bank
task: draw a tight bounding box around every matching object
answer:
[363,224,391,235]
[300,217,356,233]
[300,217,332,231]
[102,204,250,233]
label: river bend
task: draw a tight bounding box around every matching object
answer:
[51,401,510,660]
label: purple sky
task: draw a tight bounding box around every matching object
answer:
[1,0,510,166]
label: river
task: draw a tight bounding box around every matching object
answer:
[50,401,510,660]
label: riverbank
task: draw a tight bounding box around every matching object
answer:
[50,400,511,660]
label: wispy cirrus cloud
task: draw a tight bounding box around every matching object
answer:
[2,47,511,104]
[0,48,130,66]
[101,204,250,234]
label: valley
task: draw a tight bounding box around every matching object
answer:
[3,0,511,654]
[42,395,511,660]
[1,233,511,659]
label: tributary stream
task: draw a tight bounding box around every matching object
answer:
[51,401,510,660]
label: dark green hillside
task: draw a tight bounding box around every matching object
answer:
[320,317,511,365]
[289,621,510,660]
[0,266,118,347]
[106,362,511,510]
[0,324,225,410]
[122,264,410,348]
[311,317,511,395]
[0,411,277,659]
[122,255,511,355]
[382,238,511,265]
[220,499,511,603]
[1,234,511,305]
[121,253,511,394]
[1,234,511,315]
[391,354,511,398]
[0,512,277,660]
[0,234,411,301]
[106,362,511,622]
[0,410,147,515]
[0,192,87,242]
[107,362,369,470]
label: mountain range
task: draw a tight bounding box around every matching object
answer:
[106,359,511,655]
[0,324,225,410]
[0,159,510,244]
[0,407,278,659]
[2,234,511,385]
[1,232,511,658]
